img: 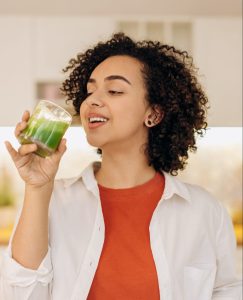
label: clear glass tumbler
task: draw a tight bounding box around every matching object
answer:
[18,100,72,158]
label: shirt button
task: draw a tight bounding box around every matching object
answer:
[98,226,101,231]
[90,261,93,266]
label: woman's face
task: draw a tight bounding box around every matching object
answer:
[80,55,152,152]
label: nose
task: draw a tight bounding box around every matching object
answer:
[85,92,104,107]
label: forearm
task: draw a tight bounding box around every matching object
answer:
[11,182,54,270]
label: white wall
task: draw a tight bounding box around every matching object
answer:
[0,17,34,124]
[33,17,116,81]
[0,0,241,16]
[0,16,116,125]
[193,18,242,126]
[0,16,242,126]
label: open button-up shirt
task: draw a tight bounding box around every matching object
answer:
[0,161,241,300]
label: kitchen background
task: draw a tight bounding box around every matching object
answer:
[0,0,242,278]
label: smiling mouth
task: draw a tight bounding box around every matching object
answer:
[87,117,109,129]
[88,117,109,124]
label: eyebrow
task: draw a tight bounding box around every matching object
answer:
[88,75,131,85]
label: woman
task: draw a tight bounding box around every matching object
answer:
[1,33,241,300]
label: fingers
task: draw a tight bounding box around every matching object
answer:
[57,139,67,155]
[14,111,30,138]
[18,144,37,156]
[15,121,27,138]
[5,140,37,159]
[52,139,67,161]
[22,110,30,122]
[4,141,19,161]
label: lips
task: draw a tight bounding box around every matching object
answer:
[86,112,109,129]
[87,113,109,119]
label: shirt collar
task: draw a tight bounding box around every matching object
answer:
[63,161,191,203]
[162,171,191,202]
[63,161,101,198]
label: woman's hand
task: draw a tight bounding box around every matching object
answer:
[5,110,67,188]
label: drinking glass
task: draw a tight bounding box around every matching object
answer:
[18,100,72,158]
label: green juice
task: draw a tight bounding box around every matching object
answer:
[18,117,69,158]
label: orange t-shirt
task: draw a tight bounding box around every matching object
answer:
[87,172,165,300]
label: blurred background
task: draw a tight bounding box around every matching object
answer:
[0,0,242,278]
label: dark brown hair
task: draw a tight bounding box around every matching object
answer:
[61,32,209,175]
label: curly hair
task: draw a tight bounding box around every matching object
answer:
[61,32,209,175]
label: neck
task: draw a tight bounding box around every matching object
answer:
[95,145,156,189]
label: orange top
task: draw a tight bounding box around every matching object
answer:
[87,172,165,300]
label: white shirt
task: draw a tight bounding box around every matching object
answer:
[0,161,241,300]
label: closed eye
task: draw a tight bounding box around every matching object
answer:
[109,91,123,95]
[85,91,123,97]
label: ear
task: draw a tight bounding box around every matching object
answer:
[145,105,164,126]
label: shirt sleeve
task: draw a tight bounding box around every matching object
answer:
[212,202,242,300]
[0,246,53,300]
[0,208,53,300]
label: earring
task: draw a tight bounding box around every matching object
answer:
[145,119,153,127]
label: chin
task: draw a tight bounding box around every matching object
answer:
[86,135,105,149]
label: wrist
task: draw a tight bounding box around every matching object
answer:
[25,181,54,191]
[24,182,54,206]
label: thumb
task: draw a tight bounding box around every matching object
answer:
[53,139,67,161]
[58,138,67,155]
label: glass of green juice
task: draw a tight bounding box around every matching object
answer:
[18,100,72,158]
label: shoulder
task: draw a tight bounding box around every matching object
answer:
[167,174,227,221]
[162,176,233,241]
[186,181,219,206]
[164,172,222,209]
[180,179,228,226]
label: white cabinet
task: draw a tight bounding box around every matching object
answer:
[117,19,193,54]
